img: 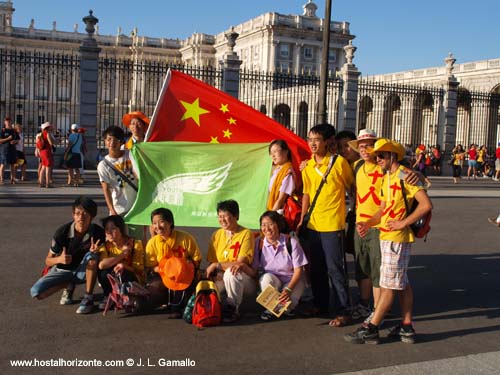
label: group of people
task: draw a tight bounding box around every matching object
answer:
[30,116,433,345]
[0,117,26,184]
[450,143,498,183]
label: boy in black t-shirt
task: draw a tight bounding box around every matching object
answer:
[30,197,105,314]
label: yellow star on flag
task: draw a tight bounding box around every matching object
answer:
[227,117,236,125]
[180,98,210,126]
[220,103,229,113]
[223,129,232,139]
[210,136,219,144]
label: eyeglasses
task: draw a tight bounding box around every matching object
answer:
[376,152,390,160]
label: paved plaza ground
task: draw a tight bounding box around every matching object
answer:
[0,171,499,375]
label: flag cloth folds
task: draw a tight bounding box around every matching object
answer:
[145,69,310,172]
[125,141,272,229]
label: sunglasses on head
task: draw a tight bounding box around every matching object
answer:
[376,152,390,160]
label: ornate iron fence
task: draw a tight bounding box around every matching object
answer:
[0,49,80,146]
[457,88,500,152]
[358,80,444,148]
[239,69,343,139]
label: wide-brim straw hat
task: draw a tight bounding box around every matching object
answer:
[368,138,405,161]
[347,129,378,152]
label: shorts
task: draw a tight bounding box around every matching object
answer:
[495,159,500,172]
[30,251,98,298]
[354,228,381,287]
[379,240,411,290]
[0,152,6,165]
[468,160,477,168]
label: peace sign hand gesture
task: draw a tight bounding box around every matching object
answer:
[89,237,101,253]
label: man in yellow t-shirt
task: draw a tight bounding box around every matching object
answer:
[345,139,432,345]
[298,124,354,325]
[206,200,256,323]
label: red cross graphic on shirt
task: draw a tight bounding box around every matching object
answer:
[389,182,402,197]
[229,242,241,259]
[358,186,382,205]
[172,245,186,257]
[367,170,384,185]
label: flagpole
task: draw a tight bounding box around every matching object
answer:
[317,0,332,125]
[145,68,172,142]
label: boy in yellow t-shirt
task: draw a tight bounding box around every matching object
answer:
[345,139,432,345]
[298,124,354,326]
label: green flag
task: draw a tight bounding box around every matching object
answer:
[125,141,272,229]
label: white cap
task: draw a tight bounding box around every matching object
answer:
[41,122,52,130]
[71,123,79,130]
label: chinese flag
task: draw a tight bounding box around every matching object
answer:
[145,70,310,172]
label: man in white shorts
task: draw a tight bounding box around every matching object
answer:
[344,139,432,345]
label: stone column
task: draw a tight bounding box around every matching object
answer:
[220,28,242,99]
[78,10,101,168]
[339,40,360,132]
[442,53,459,174]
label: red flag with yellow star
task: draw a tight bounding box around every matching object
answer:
[145,69,310,171]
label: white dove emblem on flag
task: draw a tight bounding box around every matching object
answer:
[153,163,233,206]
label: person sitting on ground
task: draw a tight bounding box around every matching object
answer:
[30,197,105,314]
[249,211,308,321]
[97,215,144,310]
[206,199,256,323]
[122,111,149,149]
[142,208,201,317]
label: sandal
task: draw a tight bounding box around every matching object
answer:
[328,315,352,327]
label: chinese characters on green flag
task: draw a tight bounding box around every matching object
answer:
[125,142,272,229]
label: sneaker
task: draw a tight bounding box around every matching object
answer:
[387,324,416,344]
[284,309,296,318]
[344,324,379,344]
[363,311,384,327]
[260,310,274,321]
[352,302,371,320]
[60,288,74,305]
[488,218,500,227]
[76,295,94,314]
[222,304,240,323]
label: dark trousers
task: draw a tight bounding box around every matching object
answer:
[304,229,350,315]
[98,268,137,296]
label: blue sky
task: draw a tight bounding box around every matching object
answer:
[11,0,500,75]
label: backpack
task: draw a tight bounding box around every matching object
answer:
[191,280,221,328]
[35,134,45,150]
[282,194,302,232]
[102,273,150,316]
[400,180,432,240]
[182,294,196,324]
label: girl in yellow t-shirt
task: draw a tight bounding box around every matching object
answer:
[97,215,144,309]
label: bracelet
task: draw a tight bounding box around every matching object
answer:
[284,286,293,293]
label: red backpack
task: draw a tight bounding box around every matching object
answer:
[283,193,302,232]
[191,280,221,328]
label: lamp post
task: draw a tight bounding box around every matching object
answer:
[317,0,332,124]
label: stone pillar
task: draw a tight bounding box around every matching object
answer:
[220,28,242,99]
[339,40,360,132]
[442,53,459,174]
[79,10,101,168]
